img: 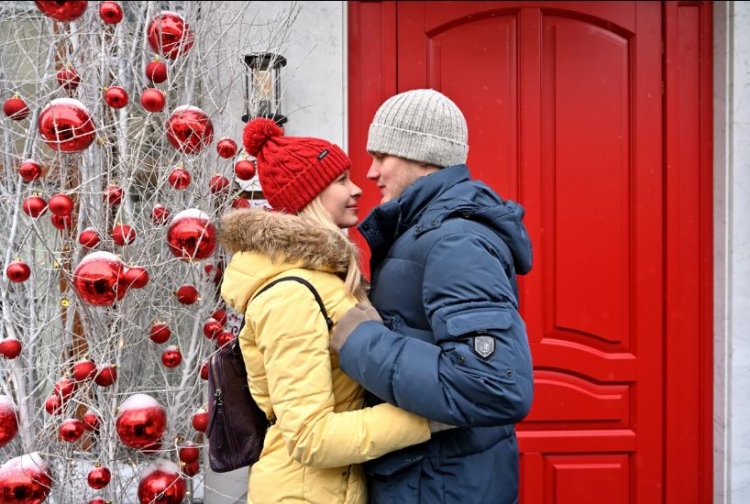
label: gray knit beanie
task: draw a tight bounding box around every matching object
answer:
[367,89,468,168]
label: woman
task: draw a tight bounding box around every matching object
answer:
[218,118,431,504]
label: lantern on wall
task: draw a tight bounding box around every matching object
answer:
[241,53,287,126]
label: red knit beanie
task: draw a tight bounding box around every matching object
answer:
[242,118,351,214]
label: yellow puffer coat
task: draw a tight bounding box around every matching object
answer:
[219,209,431,504]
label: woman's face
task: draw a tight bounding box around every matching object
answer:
[320,170,362,229]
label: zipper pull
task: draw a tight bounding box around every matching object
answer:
[215,388,223,406]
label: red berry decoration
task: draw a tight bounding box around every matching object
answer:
[209,175,230,194]
[56,66,81,91]
[48,193,74,216]
[124,266,149,289]
[22,195,47,218]
[95,364,117,387]
[0,338,22,359]
[3,96,29,121]
[234,159,256,180]
[116,394,167,450]
[140,88,165,112]
[73,251,128,306]
[175,284,199,305]
[72,358,97,382]
[147,11,194,59]
[216,138,237,158]
[166,209,217,261]
[105,184,123,206]
[99,1,122,24]
[0,454,53,504]
[145,59,168,83]
[88,464,112,489]
[167,167,191,189]
[149,323,171,344]
[165,106,214,155]
[38,98,95,152]
[18,159,42,182]
[137,461,186,504]
[50,214,74,231]
[151,204,171,225]
[6,261,31,283]
[78,228,101,249]
[35,0,88,22]
[0,396,19,448]
[161,345,182,368]
[104,86,129,109]
[191,407,208,432]
[111,224,136,246]
[59,418,85,442]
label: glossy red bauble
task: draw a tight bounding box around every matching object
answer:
[138,461,186,504]
[116,394,167,450]
[199,360,209,380]
[73,251,127,306]
[161,346,182,368]
[215,330,235,349]
[38,98,95,152]
[44,395,63,415]
[53,377,77,401]
[78,228,101,249]
[165,106,214,155]
[35,0,88,22]
[234,159,256,180]
[175,284,199,305]
[191,408,208,433]
[209,175,230,194]
[211,308,227,325]
[181,460,200,477]
[87,465,111,489]
[82,409,101,431]
[72,358,97,382]
[140,88,165,113]
[99,1,122,24]
[48,193,74,216]
[202,318,222,340]
[104,86,128,109]
[56,66,81,91]
[111,224,136,246]
[0,396,19,448]
[145,59,168,84]
[149,323,171,344]
[147,11,194,59]
[151,204,170,225]
[0,338,22,359]
[0,453,53,504]
[167,167,191,189]
[94,364,117,387]
[105,185,123,206]
[50,213,74,231]
[59,418,84,442]
[6,261,31,283]
[216,138,237,158]
[232,197,250,209]
[18,160,42,182]
[124,266,149,289]
[3,97,29,121]
[22,196,47,218]
[166,209,217,261]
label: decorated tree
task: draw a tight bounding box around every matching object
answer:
[0,1,298,501]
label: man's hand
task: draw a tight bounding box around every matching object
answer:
[330,302,382,353]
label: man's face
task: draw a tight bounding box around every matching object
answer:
[366,154,432,204]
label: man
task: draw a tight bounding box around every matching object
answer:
[331,89,534,504]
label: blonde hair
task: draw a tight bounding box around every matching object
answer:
[298,197,368,302]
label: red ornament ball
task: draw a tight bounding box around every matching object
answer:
[124,266,149,289]
[215,330,235,349]
[149,323,171,344]
[140,88,165,113]
[78,228,101,249]
[181,460,200,477]
[56,66,81,91]
[175,284,199,305]
[22,196,47,218]
[209,175,230,194]
[6,261,31,283]
[161,346,182,368]
[50,214,74,231]
[72,359,97,382]
[232,197,251,209]
[59,418,84,442]
[145,59,168,84]
[234,159,256,180]
[105,185,124,206]
[167,167,191,190]
[73,251,128,306]
[166,209,217,261]
[38,98,95,152]
[35,0,88,22]
[87,465,112,489]
[178,442,200,463]
[53,377,77,401]
[151,204,171,225]
[138,461,186,504]
[216,138,237,158]
[116,394,167,450]
[18,160,42,182]
[111,224,136,246]
[82,409,101,431]
[3,97,29,121]
[104,86,129,109]
[48,193,74,216]
[199,360,209,380]
[203,318,222,340]
[0,397,19,448]
[94,364,117,387]
[0,453,53,504]
[0,339,22,360]
[191,408,209,432]
[147,11,194,59]
[99,1,122,24]
[211,308,228,325]
[44,395,63,415]
[165,106,214,155]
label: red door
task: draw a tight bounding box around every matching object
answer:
[348,2,713,503]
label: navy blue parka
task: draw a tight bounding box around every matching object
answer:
[338,164,534,504]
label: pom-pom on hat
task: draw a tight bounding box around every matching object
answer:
[242,118,351,214]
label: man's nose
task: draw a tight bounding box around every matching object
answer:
[366,162,378,180]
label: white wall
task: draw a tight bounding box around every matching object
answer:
[203,2,346,502]
[714,2,750,503]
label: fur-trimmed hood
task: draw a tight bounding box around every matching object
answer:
[218,208,354,274]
